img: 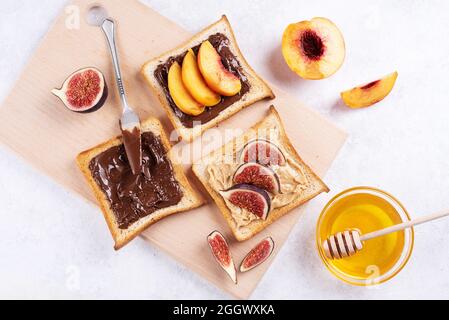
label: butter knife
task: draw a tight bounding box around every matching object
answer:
[101,18,142,175]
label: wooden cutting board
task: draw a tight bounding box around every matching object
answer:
[0,0,346,299]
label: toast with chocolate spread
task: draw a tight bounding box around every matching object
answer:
[141,15,274,142]
[192,106,328,241]
[77,117,203,250]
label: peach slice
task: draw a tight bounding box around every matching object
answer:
[197,41,242,96]
[282,17,345,80]
[168,61,205,116]
[182,49,221,106]
[341,71,398,108]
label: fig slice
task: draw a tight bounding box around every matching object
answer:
[240,139,286,166]
[207,230,237,284]
[233,162,281,194]
[221,184,271,220]
[240,237,275,272]
[51,67,108,113]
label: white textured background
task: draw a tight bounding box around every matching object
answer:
[1,0,449,299]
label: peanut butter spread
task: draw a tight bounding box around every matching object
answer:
[206,131,311,229]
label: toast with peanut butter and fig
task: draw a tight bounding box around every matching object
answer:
[193,106,329,241]
[141,15,274,142]
[77,117,203,250]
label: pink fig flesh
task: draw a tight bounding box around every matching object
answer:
[240,237,275,272]
[240,139,286,166]
[233,162,281,194]
[221,184,271,220]
[51,67,108,113]
[207,230,237,284]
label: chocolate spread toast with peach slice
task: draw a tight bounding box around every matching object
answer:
[141,15,274,142]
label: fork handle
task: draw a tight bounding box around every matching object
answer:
[101,18,129,111]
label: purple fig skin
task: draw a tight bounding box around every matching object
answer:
[240,139,286,166]
[207,230,237,284]
[222,184,271,220]
[51,67,108,113]
[240,237,275,272]
[233,162,281,194]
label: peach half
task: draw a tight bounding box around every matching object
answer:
[182,49,221,106]
[341,71,398,108]
[168,61,205,116]
[282,17,345,80]
[197,40,242,96]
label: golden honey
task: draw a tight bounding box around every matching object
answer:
[317,187,414,285]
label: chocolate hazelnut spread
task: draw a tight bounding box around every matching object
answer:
[89,132,183,229]
[121,125,142,175]
[154,33,250,128]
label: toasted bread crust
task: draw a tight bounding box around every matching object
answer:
[77,117,204,249]
[141,15,274,142]
[192,106,329,241]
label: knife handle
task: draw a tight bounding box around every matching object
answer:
[101,18,130,113]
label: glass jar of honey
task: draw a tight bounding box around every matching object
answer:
[316,187,414,285]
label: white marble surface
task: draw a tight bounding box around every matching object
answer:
[1,0,449,299]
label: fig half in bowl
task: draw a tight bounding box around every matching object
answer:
[51,67,108,113]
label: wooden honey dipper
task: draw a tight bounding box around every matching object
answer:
[322,209,449,260]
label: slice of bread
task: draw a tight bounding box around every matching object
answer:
[77,117,203,250]
[141,15,274,142]
[192,106,329,241]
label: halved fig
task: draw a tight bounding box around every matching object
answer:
[240,139,286,166]
[221,184,271,220]
[207,230,237,284]
[240,237,275,272]
[233,163,281,194]
[51,67,108,113]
